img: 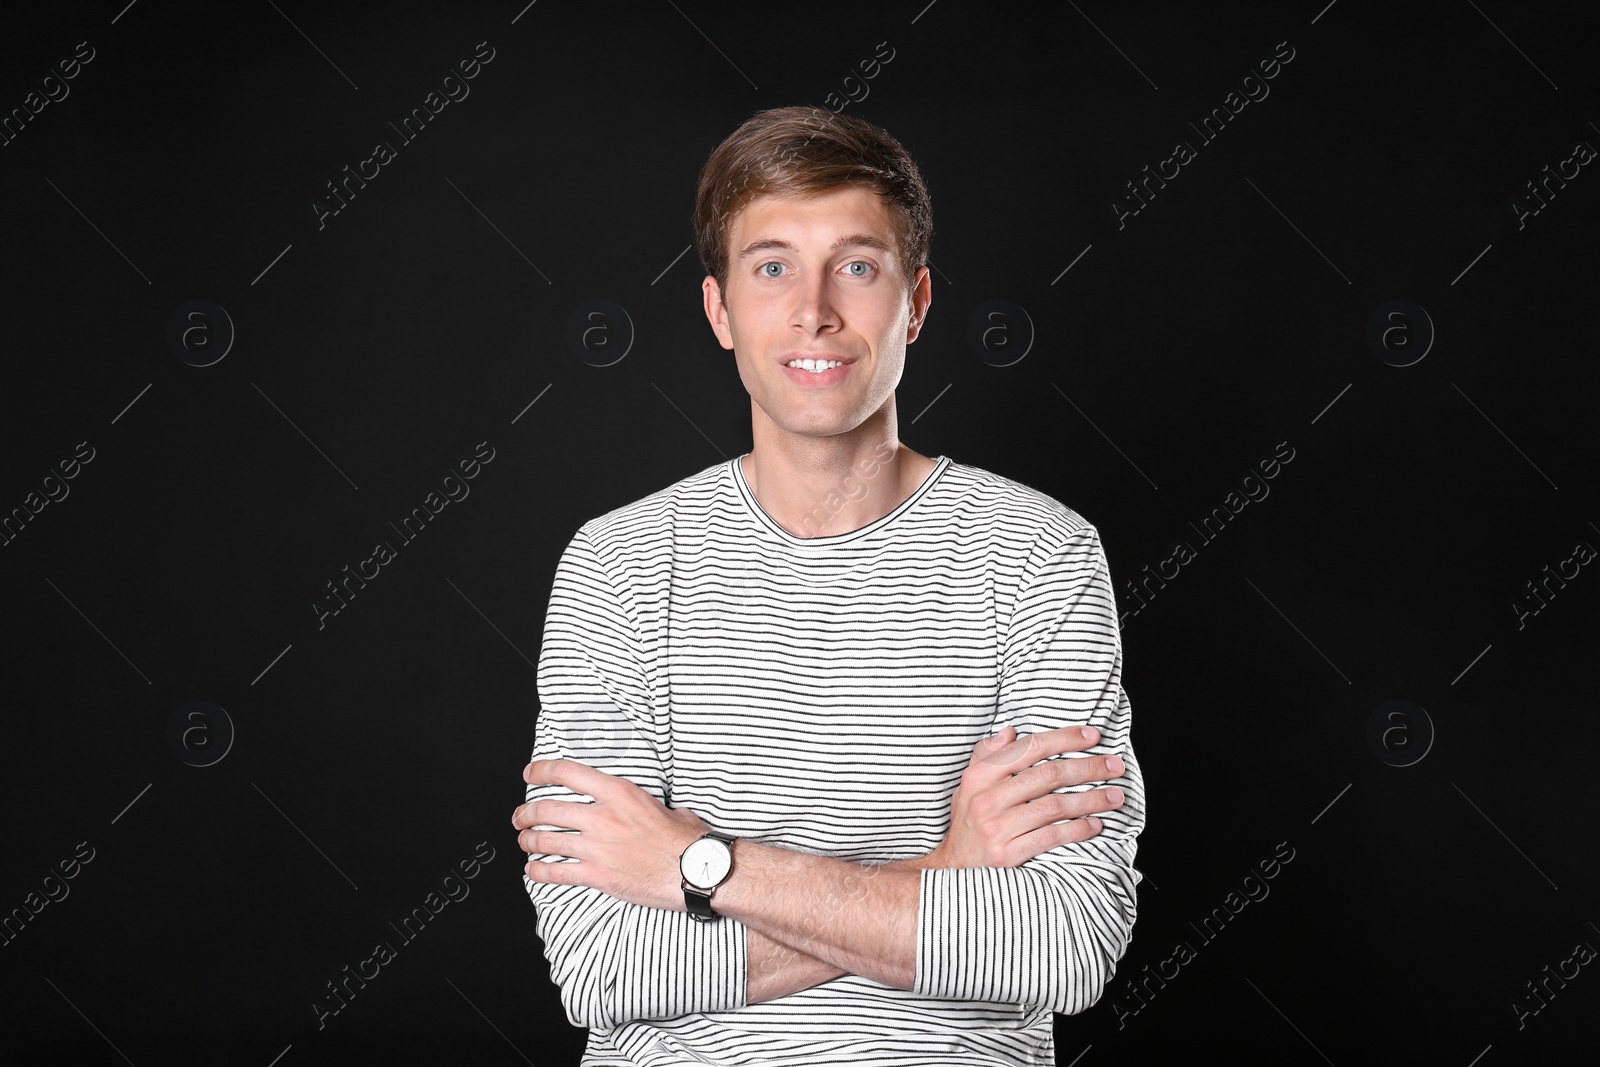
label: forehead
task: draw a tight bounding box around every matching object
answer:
[728,186,898,257]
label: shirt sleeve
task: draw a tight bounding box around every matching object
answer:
[524,527,749,1031]
[914,520,1147,1014]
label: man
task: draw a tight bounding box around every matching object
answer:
[511,105,1145,1065]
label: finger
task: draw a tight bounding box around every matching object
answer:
[519,826,587,860]
[524,757,613,796]
[1024,724,1103,760]
[976,727,1040,773]
[982,724,1017,757]
[976,724,1102,776]
[1004,815,1104,864]
[998,752,1125,807]
[511,798,597,831]
[524,856,586,886]
[974,723,1084,782]
[959,725,1020,788]
[1004,785,1125,839]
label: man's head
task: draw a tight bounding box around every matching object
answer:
[694,107,935,445]
[694,106,933,303]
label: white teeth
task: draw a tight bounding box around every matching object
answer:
[786,359,844,372]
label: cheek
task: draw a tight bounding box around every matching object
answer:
[732,352,766,397]
[878,352,909,388]
[870,325,910,368]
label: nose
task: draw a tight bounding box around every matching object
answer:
[793,270,841,334]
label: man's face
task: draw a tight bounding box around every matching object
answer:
[702,185,931,442]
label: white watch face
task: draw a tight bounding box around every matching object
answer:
[681,837,732,889]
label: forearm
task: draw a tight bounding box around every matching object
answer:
[718,843,923,991]
[746,928,846,1003]
[742,856,928,1002]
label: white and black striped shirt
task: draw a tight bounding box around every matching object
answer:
[524,454,1146,1066]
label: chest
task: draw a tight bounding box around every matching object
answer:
[652,552,1004,856]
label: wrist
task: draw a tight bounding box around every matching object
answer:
[680,830,737,921]
[714,843,921,991]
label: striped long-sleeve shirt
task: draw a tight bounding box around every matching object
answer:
[523,453,1146,1066]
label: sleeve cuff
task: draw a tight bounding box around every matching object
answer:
[915,866,1064,1004]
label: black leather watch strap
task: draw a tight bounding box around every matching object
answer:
[683,884,717,922]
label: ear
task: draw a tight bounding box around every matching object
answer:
[904,265,932,344]
[702,275,734,351]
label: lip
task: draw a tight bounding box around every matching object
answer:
[780,355,852,387]
[778,352,855,367]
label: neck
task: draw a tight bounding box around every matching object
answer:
[742,406,933,539]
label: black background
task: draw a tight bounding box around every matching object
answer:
[2,2,1597,1064]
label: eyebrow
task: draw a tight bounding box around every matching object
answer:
[736,232,895,259]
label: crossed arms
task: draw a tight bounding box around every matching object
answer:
[515,722,1126,998]
[512,522,1145,1030]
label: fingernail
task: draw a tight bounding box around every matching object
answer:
[1086,816,1102,831]
[1107,755,1124,775]
[1081,726,1098,742]
[1105,787,1123,805]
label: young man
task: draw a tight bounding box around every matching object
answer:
[511,106,1145,1065]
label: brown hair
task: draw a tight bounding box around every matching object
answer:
[693,106,933,302]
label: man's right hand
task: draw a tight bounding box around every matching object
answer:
[922,724,1126,869]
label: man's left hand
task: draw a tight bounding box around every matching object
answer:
[513,758,708,911]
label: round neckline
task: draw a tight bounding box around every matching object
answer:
[730,452,952,548]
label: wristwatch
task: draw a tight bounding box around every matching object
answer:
[679,831,736,922]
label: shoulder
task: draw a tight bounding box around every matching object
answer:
[936,464,1118,627]
[571,458,731,563]
[936,458,1098,551]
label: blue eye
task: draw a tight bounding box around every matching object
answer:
[757,260,875,279]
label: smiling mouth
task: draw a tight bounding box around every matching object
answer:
[784,358,848,373]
